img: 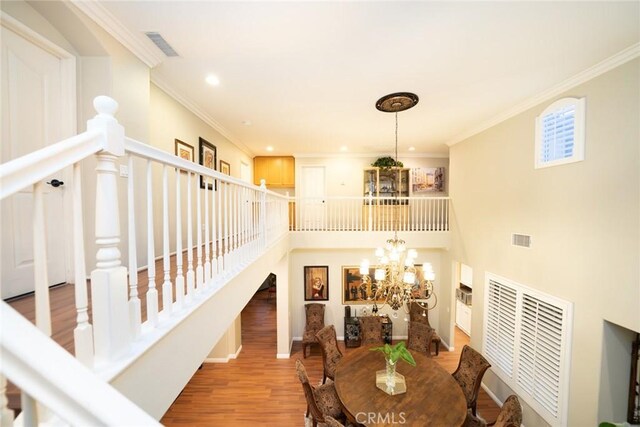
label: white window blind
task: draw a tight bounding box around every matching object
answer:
[483,273,573,426]
[535,97,585,169]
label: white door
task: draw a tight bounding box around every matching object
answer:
[300,166,326,230]
[1,23,74,299]
[240,161,250,183]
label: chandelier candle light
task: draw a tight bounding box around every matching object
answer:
[359,92,437,318]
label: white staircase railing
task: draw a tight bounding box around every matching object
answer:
[0,96,289,424]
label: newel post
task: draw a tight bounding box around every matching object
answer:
[87,96,131,366]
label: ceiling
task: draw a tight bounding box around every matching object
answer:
[92,1,638,157]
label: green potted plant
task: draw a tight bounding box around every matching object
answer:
[371,156,404,169]
[370,341,415,392]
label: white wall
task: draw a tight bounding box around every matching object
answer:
[445,59,640,426]
[289,248,443,342]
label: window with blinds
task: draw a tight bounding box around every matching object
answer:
[483,273,573,426]
[535,97,585,169]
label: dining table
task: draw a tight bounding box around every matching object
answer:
[334,346,467,426]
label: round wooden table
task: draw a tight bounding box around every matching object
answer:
[334,347,467,426]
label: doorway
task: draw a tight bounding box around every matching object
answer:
[299,166,326,230]
[451,261,473,350]
[1,17,76,299]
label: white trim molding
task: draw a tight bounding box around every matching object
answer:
[448,42,640,146]
[204,345,243,364]
[69,0,165,68]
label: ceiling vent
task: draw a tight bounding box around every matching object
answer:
[512,233,532,248]
[145,32,179,57]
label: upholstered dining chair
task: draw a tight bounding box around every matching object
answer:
[359,316,384,345]
[407,321,434,355]
[302,303,325,358]
[316,325,343,384]
[409,302,442,355]
[452,345,492,416]
[464,394,522,427]
[295,359,347,427]
[324,416,346,427]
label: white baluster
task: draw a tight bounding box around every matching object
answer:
[73,162,95,365]
[21,392,37,427]
[0,375,14,426]
[161,165,172,316]
[186,172,195,300]
[204,175,211,285]
[146,161,159,326]
[260,180,267,248]
[196,176,203,292]
[210,177,217,276]
[126,156,141,341]
[175,168,184,309]
[217,178,223,273]
[32,182,51,337]
[224,182,230,261]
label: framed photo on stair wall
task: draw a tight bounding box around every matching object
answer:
[199,137,217,190]
[304,266,329,301]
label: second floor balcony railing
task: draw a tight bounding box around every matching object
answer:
[290,195,449,232]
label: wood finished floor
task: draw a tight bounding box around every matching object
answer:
[161,290,500,426]
[6,273,500,426]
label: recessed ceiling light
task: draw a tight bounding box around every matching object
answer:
[266,146,274,152]
[340,146,348,152]
[205,75,220,86]
[242,120,252,126]
[408,146,416,151]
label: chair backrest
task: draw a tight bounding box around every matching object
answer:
[305,303,325,332]
[494,395,522,427]
[409,302,433,328]
[295,359,325,422]
[452,345,492,409]
[407,322,434,355]
[316,325,343,380]
[324,416,345,427]
[359,316,383,345]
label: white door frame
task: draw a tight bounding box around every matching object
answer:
[299,165,326,230]
[1,12,77,285]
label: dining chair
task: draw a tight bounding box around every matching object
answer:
[409,302,442,355]
[407,321,434,356]
[295,359,346,427]
[324,416,345,427]
[464,395,522,427]
[316,325,343,384]
[452,345,492,416]
[359,316,384,345]
[302,303,325,358]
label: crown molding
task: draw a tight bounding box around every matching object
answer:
[447,42,640,146]
[69,0,165,68]
[292,152,449,159]
[151,74,254,157]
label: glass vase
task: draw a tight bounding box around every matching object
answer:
[385,358,397,390]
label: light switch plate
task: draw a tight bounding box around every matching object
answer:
[119,165,128,177]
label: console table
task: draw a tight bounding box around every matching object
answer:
[344,315,393,348]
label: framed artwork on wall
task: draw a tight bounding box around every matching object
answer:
[174,139,194,162]
[199,137,216,190]
[411,167,445,194]
[342,266,385,305]
[304,266,329,301]
[220,160,231,176]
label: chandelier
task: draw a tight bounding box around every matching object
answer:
[358,92,437,318]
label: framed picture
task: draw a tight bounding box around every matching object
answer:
[220,160,231,176]
[175,139,194,162]
[199,137,217,189]
[304,266,329,301]
[411,167,445,194]
[342,266,385,304]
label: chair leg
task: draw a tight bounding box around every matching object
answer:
[303,343,307,358]
[471,402,477,416]
[435,341,440,356]
[322,372,327,384]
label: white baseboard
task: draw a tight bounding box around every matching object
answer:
[203,345,243,364]
[440,337,453,352]
[276,353,290,359]
[481,382,503,406]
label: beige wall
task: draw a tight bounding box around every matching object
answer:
[295,155,449,198]
[446,59,640,425]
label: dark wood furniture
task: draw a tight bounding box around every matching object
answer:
[343,315,393,348]
[409,302,441,355]
[629,333,640,424]
[334,347,467,426]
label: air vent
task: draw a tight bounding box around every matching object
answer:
[512,233,532,248]
[145,32,179,57]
